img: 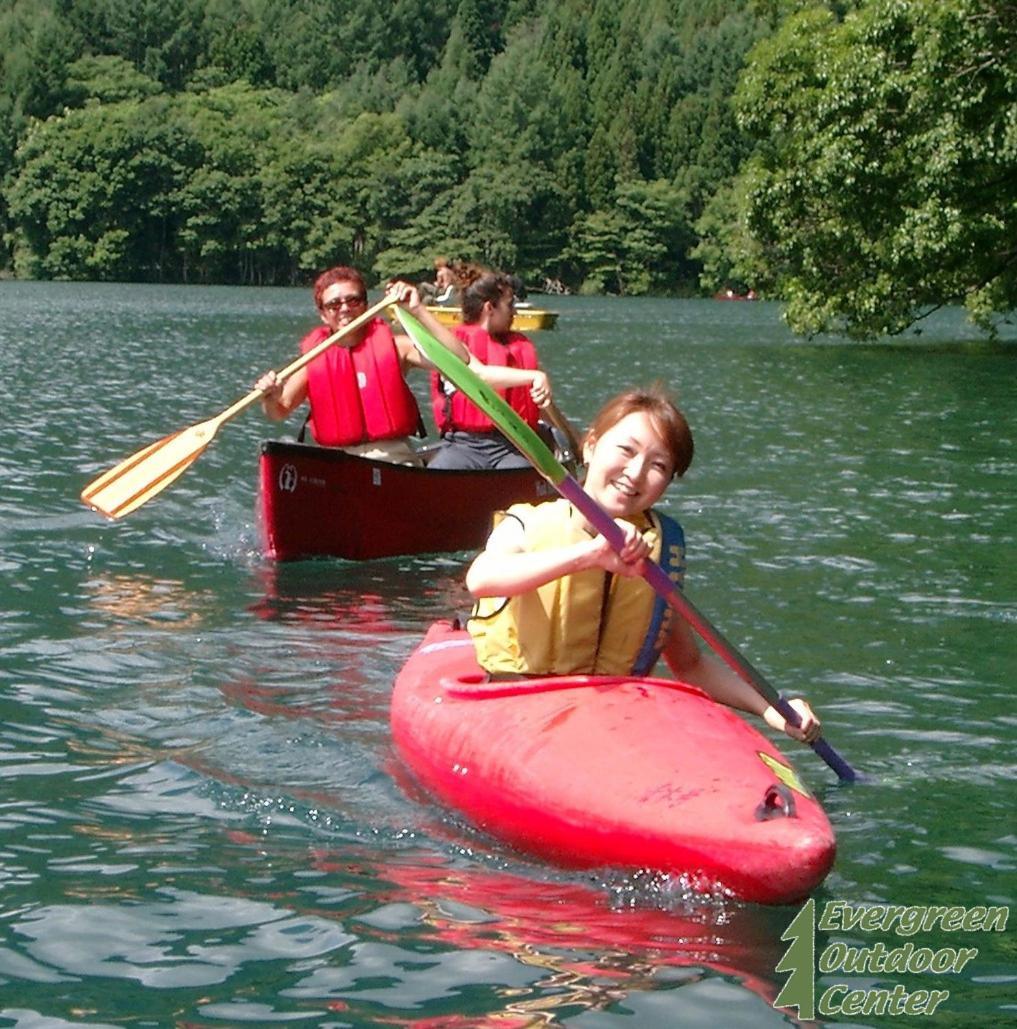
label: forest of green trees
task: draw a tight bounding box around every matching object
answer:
[1,0,1014,337]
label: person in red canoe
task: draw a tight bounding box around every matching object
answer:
[256,269,464,465]
[465,383,822,746]
[257,266,550,467]
[428,267,553,471]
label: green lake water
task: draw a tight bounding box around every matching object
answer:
[1,281,1014,1026]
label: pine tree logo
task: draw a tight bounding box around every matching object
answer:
[774,898,816,1019]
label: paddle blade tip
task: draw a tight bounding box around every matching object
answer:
[78,425,210,520]
[80,490,122,520]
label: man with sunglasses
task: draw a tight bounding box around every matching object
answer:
[256,266,469,466]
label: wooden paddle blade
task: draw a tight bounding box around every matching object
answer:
[80,416,221,519]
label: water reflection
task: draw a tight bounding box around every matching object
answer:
[83,572,206,629]
[312,850,789,1026]
[249,558,473,629]
[234,560,469,726]
[6,833,792,1024]
[249,564,408,633]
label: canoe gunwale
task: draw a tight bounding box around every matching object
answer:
[261,438,546,479]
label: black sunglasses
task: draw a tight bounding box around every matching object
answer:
[323,295,366,311]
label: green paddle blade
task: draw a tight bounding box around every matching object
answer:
[395,308,565,483]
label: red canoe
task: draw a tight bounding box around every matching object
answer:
[259,440,553,561]
[391,621,836,905]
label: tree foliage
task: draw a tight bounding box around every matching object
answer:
[719,0,1017,336]
[0,0,1013,336]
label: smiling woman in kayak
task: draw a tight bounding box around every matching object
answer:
[465,383,822,745]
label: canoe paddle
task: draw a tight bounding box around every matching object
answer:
[394,307,859,783]
[81,296,396,520]
[543,401,584,468]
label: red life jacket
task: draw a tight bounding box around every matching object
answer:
[431,323,540,433]
[301,318,421,446]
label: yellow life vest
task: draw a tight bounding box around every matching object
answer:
[468,498,686,676]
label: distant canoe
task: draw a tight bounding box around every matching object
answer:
[259,440,554,561]
[427,305,559,331]
[713,290,757,301]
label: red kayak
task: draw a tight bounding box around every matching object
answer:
[259,440,553,561]
[391,622,836,905]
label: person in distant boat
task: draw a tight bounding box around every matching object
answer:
[432,257,458,303]
[428,269,553,471]
[255,267,470,466]
[465,382,822,745]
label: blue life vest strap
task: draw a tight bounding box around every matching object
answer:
[631,512,686,676]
